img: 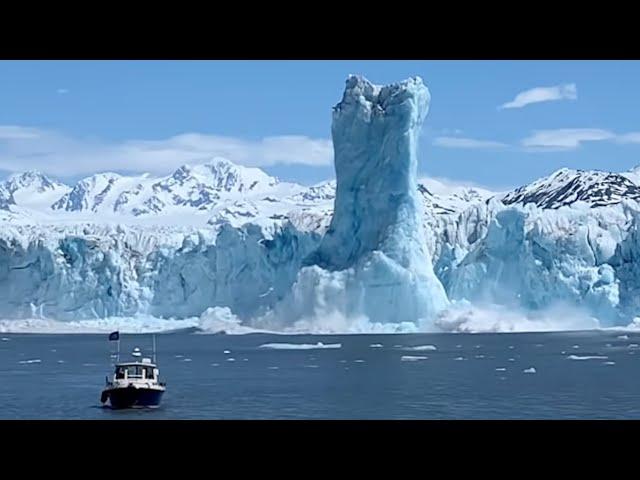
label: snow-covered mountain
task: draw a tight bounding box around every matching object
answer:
[3,171,70,211]
[50,158,289,217]
[501,167,640,209]
[0,159,496,230]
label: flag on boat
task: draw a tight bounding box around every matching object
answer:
[108,331,119,341]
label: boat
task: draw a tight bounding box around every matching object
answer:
[100,332,166,409]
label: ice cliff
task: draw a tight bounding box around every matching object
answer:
[0,223,320,321]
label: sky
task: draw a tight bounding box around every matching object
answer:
[1,60,639,190]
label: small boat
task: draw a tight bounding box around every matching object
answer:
[100,332,166,409]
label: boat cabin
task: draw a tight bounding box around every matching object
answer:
[109,358,159,384]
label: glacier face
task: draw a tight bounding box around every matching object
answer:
[5,77,640,332]
[0,223,320,321]
[445,205,624,322]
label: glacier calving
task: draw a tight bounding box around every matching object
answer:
[264,75,449,330]
[4,77,640,332]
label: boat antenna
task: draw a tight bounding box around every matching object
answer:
[152,334,156,364]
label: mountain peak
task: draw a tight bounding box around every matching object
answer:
[502,167,640,209]
[5,170,64,193]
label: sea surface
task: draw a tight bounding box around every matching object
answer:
[1,330,639,419]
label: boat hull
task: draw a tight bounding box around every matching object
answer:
[102,386,164,409]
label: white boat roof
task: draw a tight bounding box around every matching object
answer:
[115,361,157,367]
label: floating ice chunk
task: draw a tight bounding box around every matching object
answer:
[243,358,249,362]
[57,360,65,364]
[304,365,319,368]
[339,360,347,363]
[508,346,514,349]
[267,366,279,370]
[523,367,536,374]
[259,342,341,350]
[174,355,184,358]
[404,345,437,351]
[567,355,608,360]
[618,335,629,340]
[495,367,507,371]
[19,359,41,364]
[508,358,515,362]
[454,357,465,361]
[354,359,365,363]
[198,306,257,335]
[456,345,462,348]
[572,345,580,349]
[1,337,9,341]
[227,358,236,362]
[401,356,428,361]
[369,344,383,348]
[223,350,231,354]
[211,363,219,367]
[628,344,639,349]
[182,358,192,362]
[475,354,485,359]
[603,361,616,365]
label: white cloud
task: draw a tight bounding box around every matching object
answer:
[433,136,507,149]
[57,88,69,95]
[522,128,616,150]
[0,126,333,176]
[418,175,496,195]
[499,83,577,109]
[0,126,42,140]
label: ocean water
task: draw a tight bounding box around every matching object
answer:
[1,330,639,419]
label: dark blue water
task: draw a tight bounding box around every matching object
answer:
[1,330,639,419]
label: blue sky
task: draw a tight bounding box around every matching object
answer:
[1,60,639,190]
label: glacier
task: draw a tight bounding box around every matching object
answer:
[4,76,640,333]
[0,222,320,322]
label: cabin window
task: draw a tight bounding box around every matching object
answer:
[115,367,126,379]
[127,365,143,378]
[144,367,154,380]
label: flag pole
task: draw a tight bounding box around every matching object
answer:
[153,334,156,364]
[117,337,120,363]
